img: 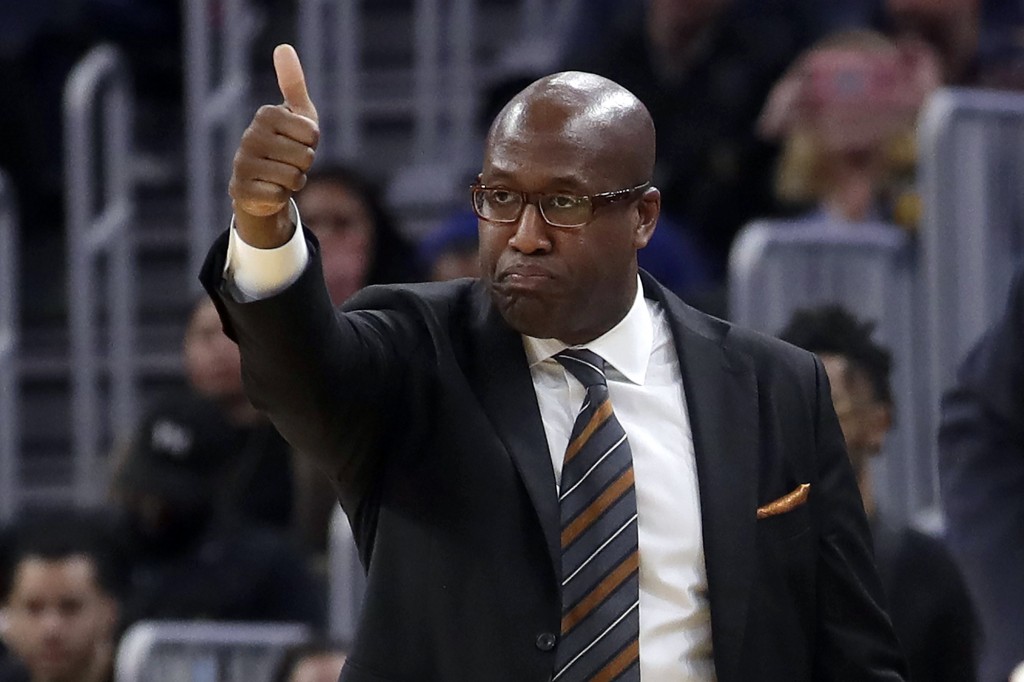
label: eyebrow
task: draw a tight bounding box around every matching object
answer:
[482,169,589,192]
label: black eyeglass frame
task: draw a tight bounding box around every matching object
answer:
[469,181,652,228]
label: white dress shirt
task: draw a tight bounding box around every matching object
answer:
[227,223,716,680]
[225,203,309,299]
[523,281,715,681]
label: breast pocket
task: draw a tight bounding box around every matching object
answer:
[757,504,812,542]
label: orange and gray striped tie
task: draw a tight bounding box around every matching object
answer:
[552,348,640,681]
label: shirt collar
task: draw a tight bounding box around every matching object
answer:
[522,276,653,385]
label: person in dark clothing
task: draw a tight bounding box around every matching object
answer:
[939,270,1024,682]
[0,508,125,682]
[781,304,978,682]
[110,395,326,630]
[183,296,296,530]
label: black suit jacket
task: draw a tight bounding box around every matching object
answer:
[202,231,907,681]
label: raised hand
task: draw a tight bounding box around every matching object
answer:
[229,44,320,248]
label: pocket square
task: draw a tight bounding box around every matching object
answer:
[756,483,811,519]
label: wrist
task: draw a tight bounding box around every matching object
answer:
[234,205,296,249]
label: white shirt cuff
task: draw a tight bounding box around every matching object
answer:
[225,200,309,301]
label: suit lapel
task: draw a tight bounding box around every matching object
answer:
[467,275,761,675]
[468,285,561,576]
[645,274,759,682]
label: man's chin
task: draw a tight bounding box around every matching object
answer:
[33,656,75,680]
[492,291,560,339]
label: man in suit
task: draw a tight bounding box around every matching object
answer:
[940,270,1024,682]
[201,44,907,681]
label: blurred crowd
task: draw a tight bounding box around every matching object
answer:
[2,0,1024,680]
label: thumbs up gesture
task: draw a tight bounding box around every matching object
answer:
[229,44,320,248]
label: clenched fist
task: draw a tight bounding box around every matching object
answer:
[229,44,320,248]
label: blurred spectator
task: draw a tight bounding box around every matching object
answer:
[976,0,1024,91]
[804,0,884,35]
[806,0,1014,88]
[939,270,1024,682]
[184,295,256,423]
[0,508,124,682]
[758,29,940,229]
[184,297,295,532]
[781,305,978,682]
[418,210,480,282]
[110,396,326,629]
[297,164,422,305]
[272,639,347,682]
[560,0,820,272]
[883,0,980,86]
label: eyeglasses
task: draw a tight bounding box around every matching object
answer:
[470,181,651,228]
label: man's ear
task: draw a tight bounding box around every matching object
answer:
[634,186,661,249]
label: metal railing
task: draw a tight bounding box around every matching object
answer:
[63,45,137,505]
[116,621,311,682]
[0,171,19,521]
[445,0,477,164]
[298,0,361,160]
[410,0,479,162]
[184,0,260,286]
[298,0,478,165]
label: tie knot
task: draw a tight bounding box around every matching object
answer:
[554,348,607,389]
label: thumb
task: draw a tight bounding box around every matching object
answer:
[274,44,318,122]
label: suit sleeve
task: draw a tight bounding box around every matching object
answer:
[808,354,909,680]
[200,228,423,515]
[939,272,1024,682]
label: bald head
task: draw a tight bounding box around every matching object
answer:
[487,72,656,186]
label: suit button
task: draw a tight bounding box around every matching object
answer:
[536,632,557,651]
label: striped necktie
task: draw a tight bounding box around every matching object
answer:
[552,348,641,681]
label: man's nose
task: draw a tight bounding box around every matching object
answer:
[508,203,552,254]
[40,610,64,636]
